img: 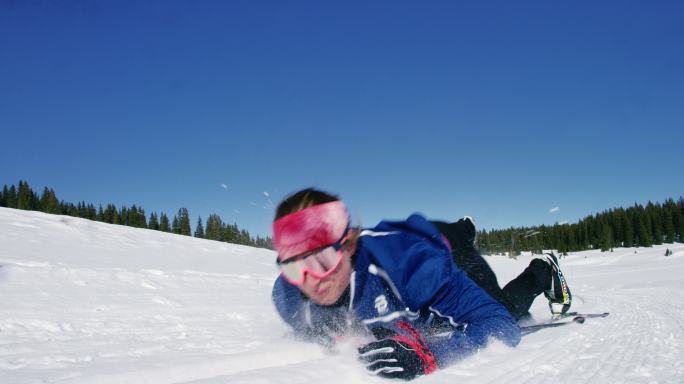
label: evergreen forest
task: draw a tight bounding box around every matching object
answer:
[2,180,682,256]
[0,181,272,249]
[476,198,684,256]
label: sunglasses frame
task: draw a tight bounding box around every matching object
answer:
[277,223,351,285]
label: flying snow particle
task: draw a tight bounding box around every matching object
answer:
[221,184,228,190]
[263,191,270,197]
[549,207,560,213]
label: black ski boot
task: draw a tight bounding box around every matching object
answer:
[543,253,572,316]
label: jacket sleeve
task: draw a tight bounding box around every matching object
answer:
[271,276,347,347]
[272,276,310,334]
[388,237,521,366]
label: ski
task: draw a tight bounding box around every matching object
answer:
[556,311,610,320]
[521,312,610,336]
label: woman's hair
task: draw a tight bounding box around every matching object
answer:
[275,188,340,220]
[275,188,360,248]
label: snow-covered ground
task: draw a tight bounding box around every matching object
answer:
[1,207,683,383]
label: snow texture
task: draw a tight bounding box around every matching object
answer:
[1,207,683,383]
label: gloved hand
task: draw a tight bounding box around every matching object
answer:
[358,321,437,380]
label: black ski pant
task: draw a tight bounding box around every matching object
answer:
[431,219,552,321]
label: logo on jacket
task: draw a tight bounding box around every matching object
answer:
[374,295,388,315]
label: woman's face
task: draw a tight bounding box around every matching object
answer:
[296,244,355,305]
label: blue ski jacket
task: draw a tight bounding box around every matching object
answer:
[272,214,521,366]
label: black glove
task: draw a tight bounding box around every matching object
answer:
[358,322,437,380]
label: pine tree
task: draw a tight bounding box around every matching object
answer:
[567,225,578,251]
[635,214,651,247]
[623,214,634,247]
[177,208,191,236]
[6,185,17,208]
[600,224,614,252]
[40,187,60,214]
[172,215,180,234]
[127,205,147,228]
[194,216,205,238]
[86,203,97,220]
[119,206,129,226]
[254,236,273,249]
[205,214,223,240]
[664,209,676,243]
[578,221,590,250]
[609,211,621,247]
[83,202,89,217]
[665,198,680,242]
[679,211,684,242]
[240,229,251,245]
[0,185,8,207]
[17,181,38,210]
[62,202,75,216]
[102,204,118,224]
[138,206,147,227]
[159,213,171,232]
[649,208,663,245]
[128,205,137,227]
[148,212,160,230]
[223,223,240,243]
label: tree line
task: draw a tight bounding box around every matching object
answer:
[0,180,273,249]
[4,180,679,255]
[476,197,684,256]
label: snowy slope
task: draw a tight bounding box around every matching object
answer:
[1,207,683,383]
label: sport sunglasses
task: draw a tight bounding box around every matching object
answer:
[277,224,351,285]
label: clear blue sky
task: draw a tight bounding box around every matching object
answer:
[1,1,683,238]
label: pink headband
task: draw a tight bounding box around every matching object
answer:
[273,201,349,260]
